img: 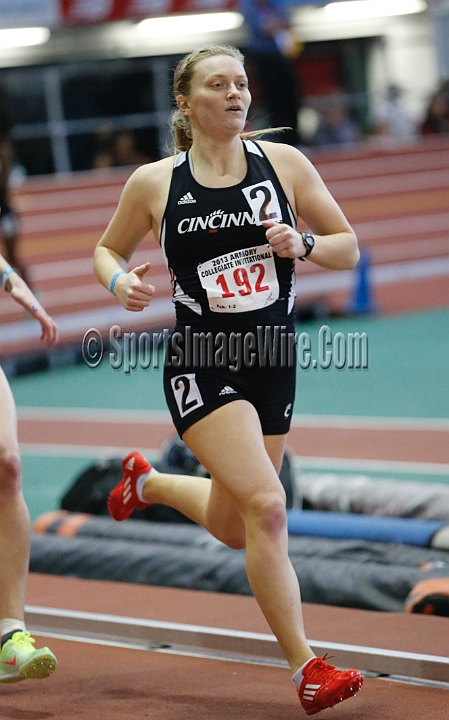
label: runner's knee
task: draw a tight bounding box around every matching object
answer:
[0,447,22,495]
[243,489,288,538]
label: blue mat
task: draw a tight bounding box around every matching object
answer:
[287,510,445,547]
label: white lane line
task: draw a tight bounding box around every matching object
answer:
[2,255,448,345]
[17,407,173,422]
[326,168,449,199]
[294,457,449,476]
[21,207,115,234]
[297,255,449,296]
[17,407,449,432]
[370,236,449,263]
[20,235,449,285]
[18,445,449,477]
[353,212,449,241]
[309,639,449,666]
[25,605,445,661]
[25,629,449,686]
[315,148,449,180]
[24,628,290,668]
[16,233,449,284]
[291,415,449,431]
[25,605,449,682]
[30,248,165,282]
[17,167,449,211]
[19,444,160,458]
[16,186,122,212]
[0,297,175,342]
[26,605,277,639]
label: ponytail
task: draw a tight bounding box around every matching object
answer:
[170,108,193,154]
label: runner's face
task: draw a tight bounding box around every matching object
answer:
[179,55,251,137]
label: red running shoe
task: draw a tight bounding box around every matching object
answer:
[297,656,363,716]
[108,451,153,521]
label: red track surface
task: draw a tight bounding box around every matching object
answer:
[5,641,448,720]
[17,412,449,464]
[1,574,447,720]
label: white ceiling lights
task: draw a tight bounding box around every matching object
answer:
[0,27,51,48]
[137,11,244,39]
[324,0,427,22]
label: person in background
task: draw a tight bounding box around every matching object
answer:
[373,84,417,141]
[0,254,58,682]
[93,129,152,169]
[312,93,360,148]
[420,87,449,136]
[94,44,364,716]
[0,110,31,287]
[239,0,302,146]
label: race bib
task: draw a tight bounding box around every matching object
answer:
[241,180,282,225]
[198,244,279,313]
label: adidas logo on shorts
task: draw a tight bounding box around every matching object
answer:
[178,192,196,204]
[219,386,237,396]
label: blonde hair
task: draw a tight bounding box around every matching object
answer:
[170,45,244,153]
[170,45,288,154]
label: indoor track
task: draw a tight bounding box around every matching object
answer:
[1,573,448,720]
[2,140,448,717]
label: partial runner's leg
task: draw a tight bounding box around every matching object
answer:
[136,416,288,549]
[182,400,315,673]
[0,367,30,625]
[140,465,246,549]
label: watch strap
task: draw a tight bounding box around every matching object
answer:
[299,232,314,261]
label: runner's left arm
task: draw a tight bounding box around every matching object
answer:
[260,142,359,270]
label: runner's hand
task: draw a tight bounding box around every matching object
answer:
[5,272,58,346]
[113,262,155,312]
[263,219,305,259]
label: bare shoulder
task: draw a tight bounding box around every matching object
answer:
[124,155,175,196]
[118,156,176,231]
[255,140,324,214]
[257,140,316,179]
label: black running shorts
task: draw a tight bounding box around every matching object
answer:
[163,348,296,438]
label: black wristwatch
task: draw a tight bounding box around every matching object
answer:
[299,232,315,261]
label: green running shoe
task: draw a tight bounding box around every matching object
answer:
[0,631,57,683]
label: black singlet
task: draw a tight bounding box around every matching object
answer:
[160,139,297,330]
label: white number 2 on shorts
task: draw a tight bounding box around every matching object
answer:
[171,374,204,417]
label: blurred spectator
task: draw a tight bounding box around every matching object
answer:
[92,123,115,169]
[420,89,449,136]
[93,129,152,169]
[441,79,449,103]
[373,84,417,140]
[311,93,360,148]
[239,0,302,145]
[0,109,31,286]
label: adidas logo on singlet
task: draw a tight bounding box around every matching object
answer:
[219,386,237,396]
[178,192,196,205]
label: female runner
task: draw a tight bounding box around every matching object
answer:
[94,45,363,716]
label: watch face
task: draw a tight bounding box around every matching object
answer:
[303,233,314,253]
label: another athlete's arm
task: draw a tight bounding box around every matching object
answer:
[0,254,58,346]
